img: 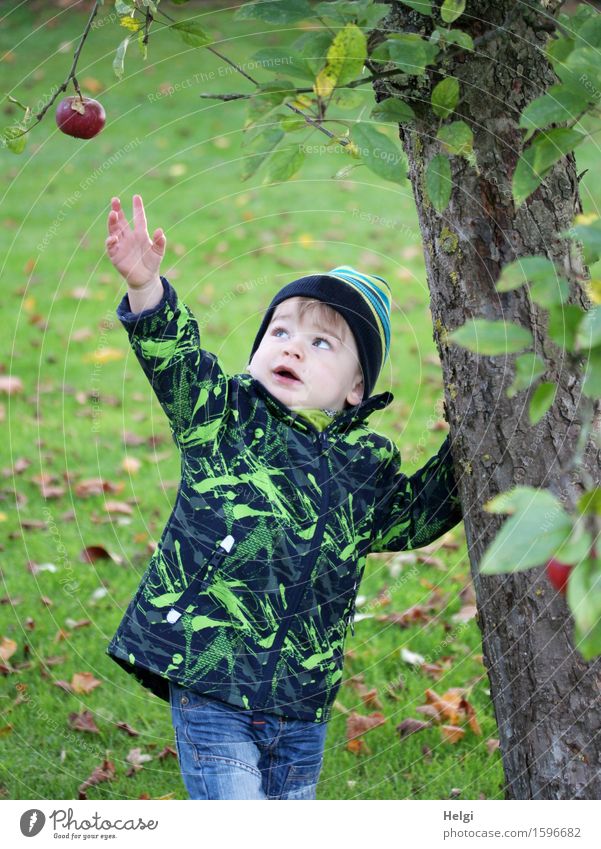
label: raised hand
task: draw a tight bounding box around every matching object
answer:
[105,195,166,288]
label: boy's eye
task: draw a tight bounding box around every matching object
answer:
[272,326,288,337]
[313,337,331,349]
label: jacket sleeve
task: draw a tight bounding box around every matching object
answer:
[370,433,463,553]
[116,275,228,449]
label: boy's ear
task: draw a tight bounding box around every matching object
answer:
[346,372,364,406]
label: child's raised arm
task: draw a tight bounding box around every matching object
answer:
[105,194,166,313]
[106,194,228,450]
[370,434,463,553]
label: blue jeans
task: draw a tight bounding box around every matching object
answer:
[169,681,328,799]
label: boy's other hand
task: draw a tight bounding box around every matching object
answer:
[105,195,166,288]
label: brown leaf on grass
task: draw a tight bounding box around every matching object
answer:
[122,431,146,447]
[116,721,140,737]
[65,618,91,630]
[79,545,123,565]
[125,747,153,774]
[486,738,500,755]
[104,500,133,516]
[122,456,141,474]
[415,704,441,721]
[452,604,477,624]
[78,757,116,800]
[440,725,465,744]
[360,688,384,710]
[0,376,23,395]
[346,711,386,742]
[13,458,31,474]
[376,605,431,628]
[41,655,66,667]
[71,672,102,695]
[459,696,482,735]
[74,478,124,497]
[0,725,13,736]
[53,628,71,643]
[40,596,53,607]
[346,737,371,755]
[20,518,47,530]
[0,637,17,663]
[420,662,447,680]
[54,680,73,694]
[424,688,465,725]
[156,746,177,760]
[68,710,100,734]
[396,718,431,739]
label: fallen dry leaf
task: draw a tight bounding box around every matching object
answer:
[346,711,387,741]
[68,710,100,734]
[396,718,431,739]
[0,376,23,395]
[75,478,124,497]
[0,638,17,663]
[486,738,500,755]
[116,721,140,737]
[104,500,133,516]
[71,672,102,695]
[78,757,115,800]
[440,725,465,744]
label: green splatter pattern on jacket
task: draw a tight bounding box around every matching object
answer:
[106,277,463,723]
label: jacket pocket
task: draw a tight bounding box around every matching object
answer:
[165,533,235,624]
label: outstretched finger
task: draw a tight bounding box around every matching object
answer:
[132,194,148,237]
[151,228,166,255]
[110,196,128,235]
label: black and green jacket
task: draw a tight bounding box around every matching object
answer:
[106,276,463,723]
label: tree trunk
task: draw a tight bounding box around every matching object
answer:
[375,0,601,798]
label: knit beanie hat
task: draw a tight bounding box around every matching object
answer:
[249,265,392,400]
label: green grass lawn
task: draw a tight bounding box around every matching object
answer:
[2,0,598,801]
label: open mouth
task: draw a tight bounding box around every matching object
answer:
[273,365,302,383]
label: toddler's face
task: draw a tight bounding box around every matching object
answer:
[247,297,364,411]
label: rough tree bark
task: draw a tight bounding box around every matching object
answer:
[373,0,601,798]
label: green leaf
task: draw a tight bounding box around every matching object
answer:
[547,303,586,352]
[431,27,473,51]
[113,36,130,79]
[506,352,546,399]
[263,143,305,183]
[235,0,313,23]
[557,47,601,95]
[577,307,601,350]
[240,126,284,181]
[370,98,416,124]
[577,489,601,516]
[398,0,433,14]
[278,114,307,132]
[568,221,601,265]
[481,487,573,575]
[250,47,315,81]
[315,1,389,28]
[314,23,367,98]
[449,319,533,356]
[372,34,439,76]
[441,0,466,24]
[512,127,586,207]
[567,558,601,661]
[436,120,473,159]
[431,76,459,118]
[292,31,333,75]
[582,346,601,398]
[245,81,295,127]
[1,125,27,154]
[497,256,569,306]
[425,153,452,213]
[332,89,366,110]
[352,122,406,184]
[529,381,556,425]
[169,20,211,47]
[115,0,134,13]
[519,84,591,141]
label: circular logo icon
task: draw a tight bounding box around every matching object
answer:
[19,810,46,837]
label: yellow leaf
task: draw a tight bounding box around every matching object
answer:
[299,233,314,248]
[575,213,599,225]
[313,24,366,99]
[0,512,7,521]
[440,724,465,744]
[83,348,124,364]
[586,279,601,304]
[120,15,142,32]
[23,296,36,313]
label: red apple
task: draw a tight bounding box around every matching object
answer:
[545,558,572,595]
[55,96,106,139]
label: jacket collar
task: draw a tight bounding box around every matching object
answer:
[236,374,394,435]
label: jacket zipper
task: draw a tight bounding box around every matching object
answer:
[166,534,235,624]
[254,428,331,706]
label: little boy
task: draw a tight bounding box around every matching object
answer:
[104,195,463,800]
